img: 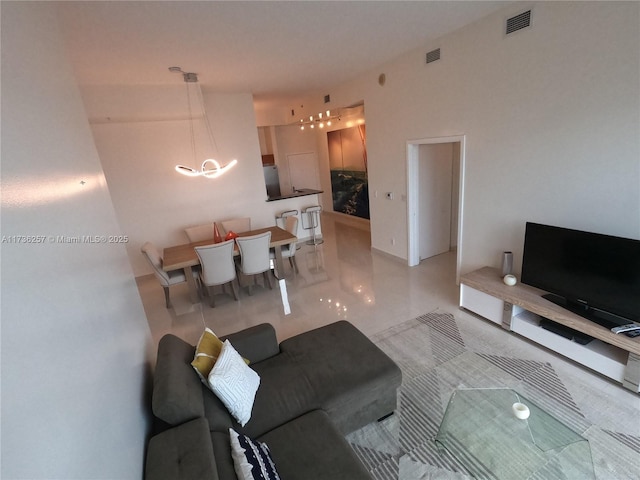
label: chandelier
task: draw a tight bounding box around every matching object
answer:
[299,110,340,130]
[170,67,238,178]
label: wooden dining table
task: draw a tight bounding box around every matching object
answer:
[163,225,297,303]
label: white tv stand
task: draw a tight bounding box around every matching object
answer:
[460,267,640,393]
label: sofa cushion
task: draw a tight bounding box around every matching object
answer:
[208,340,260,427]
[203,349,318,438]
[211,411,372,480]
[279,320,402,434]
[154,324,281,432]
[258,410,372,480]
[145,418,218,480]
[221,323,280,364]
[243,350,320,437]
[211,431,239,480]
[229,428,281,480]
[152,334,204,426]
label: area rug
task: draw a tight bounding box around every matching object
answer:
[346,312,640,479]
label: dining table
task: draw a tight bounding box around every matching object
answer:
[162,225,297,303]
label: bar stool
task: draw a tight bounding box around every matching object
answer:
[276,210,298,229]
[303,205,324,245]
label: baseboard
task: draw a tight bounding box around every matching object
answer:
[371,247,406,264]
[323,211,371,232]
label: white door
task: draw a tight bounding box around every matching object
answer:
[418,143,453,260]
[287,152,320,191]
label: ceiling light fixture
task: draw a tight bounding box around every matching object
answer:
[170,66,238,178]
[299,110,340,131]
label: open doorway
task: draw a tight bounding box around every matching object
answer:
[407,135,465,283]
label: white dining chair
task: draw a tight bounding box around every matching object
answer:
[270,215,299,274]
[194,240,239,307]
[141,242,197,309]
[220,217,251,237]
[235,232,273,295]
[184,223,214,243]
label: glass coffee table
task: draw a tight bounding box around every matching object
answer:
[435,388,595,479]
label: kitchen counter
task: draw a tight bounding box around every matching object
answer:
[266,188,323,202]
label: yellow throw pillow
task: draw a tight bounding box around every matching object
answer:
[191,328,224,382]
[191,328,250,384]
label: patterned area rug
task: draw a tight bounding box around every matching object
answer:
[346,312,640,479]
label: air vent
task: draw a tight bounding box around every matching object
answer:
[324,94,331,104]
[506,10,531,35]
[426,48,441,64]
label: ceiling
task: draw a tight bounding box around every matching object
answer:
[56,1,510,104]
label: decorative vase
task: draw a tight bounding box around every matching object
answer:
[213,224,222,243]
[225,231,238,241]
[501,251,513,276]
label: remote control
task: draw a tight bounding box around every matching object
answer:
[611,324,640,334]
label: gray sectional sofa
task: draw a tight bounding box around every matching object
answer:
[145,320,402,479]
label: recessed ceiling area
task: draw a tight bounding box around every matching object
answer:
[55,1,510,104]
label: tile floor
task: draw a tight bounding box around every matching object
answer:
[137,213,460,348]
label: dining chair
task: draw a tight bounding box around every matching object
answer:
[194,240,239,307]
[235,232,273,295]
[184,223,214,243]
[270,215,299,274]
[141,242,197,309]
[220,217,251,237]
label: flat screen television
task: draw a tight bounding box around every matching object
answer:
[521,222,640,328]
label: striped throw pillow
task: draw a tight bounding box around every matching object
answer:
[230,428,280,480]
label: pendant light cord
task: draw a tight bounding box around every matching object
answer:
[185,79,197,168]
[195,81,220,155]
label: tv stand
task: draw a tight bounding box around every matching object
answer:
[539,319,594,345]
[460,267,640,393]
[540,293,624,331]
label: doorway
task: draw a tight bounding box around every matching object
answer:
[407,136,465,283]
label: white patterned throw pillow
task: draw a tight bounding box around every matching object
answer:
[229,428,281,480]
[208,340,260,426]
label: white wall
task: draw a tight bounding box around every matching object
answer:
[1,3,152,478]
[86,88,279,276]
[273,125,318,194]
[315,2,640,273]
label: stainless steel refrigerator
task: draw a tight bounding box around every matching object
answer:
[263,165,281,198]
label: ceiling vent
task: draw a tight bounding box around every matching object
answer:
[506,10,532,35]
[426,48,441,64]
[324,94,331,104]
